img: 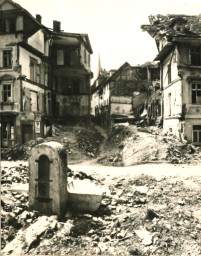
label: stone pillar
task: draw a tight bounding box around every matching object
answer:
[29,141,67,218]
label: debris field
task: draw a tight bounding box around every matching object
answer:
[1,163,201,255]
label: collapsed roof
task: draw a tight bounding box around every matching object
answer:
[141,14,201,40]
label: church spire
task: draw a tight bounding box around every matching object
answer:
[96,53,101,79]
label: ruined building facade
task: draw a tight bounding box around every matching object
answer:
[91,62,160,127]
[142,14,201,145]
[0,0,93,147]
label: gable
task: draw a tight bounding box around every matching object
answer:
[0,0,17,11]
[28,29,45,54]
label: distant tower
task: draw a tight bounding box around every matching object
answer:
[96,53,101,79]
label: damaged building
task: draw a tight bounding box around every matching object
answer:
[0,0,93,147]
[91,62,160,127]
[141,14,201,144]
[50,23,93,121]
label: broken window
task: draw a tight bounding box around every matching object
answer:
[3,50,12,68]
[192,84,201,104]
[3,84,12,102]
[193,125,201,144]
[191,46,201,66]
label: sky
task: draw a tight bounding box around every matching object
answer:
[15,0,201,80]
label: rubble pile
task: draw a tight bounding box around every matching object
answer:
[74,128,104,158]
[1,164,29,184]
[1,125,104,162]
[99,124,201,166]
[1,188,39,250]
[2,171,201,255]
[164,136,200,164]
[1,138,45,161]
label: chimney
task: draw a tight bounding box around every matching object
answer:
[53,20,61,32]
[36,14,42,24]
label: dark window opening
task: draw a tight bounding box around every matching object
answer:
[192,84,201,104]
[0,17,16,33]
[72,78,80,94]
[191,46,201,66]
[38,155,50,200]
[3,50,12,67]
[168,64,171,84]
[2,121,14,140]
[3,84,11,102]
[84,49,87,63]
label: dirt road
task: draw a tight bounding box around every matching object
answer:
[69,162,201,180]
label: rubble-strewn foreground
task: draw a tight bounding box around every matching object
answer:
[1,162,201,255]
[1,124,201,255]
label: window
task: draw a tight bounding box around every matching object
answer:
[1,121,14,147]
[36,64,40,83]
[168,93,171,116]
[30,58,40,82]
[0,17,16,33]
[84,49,87,63]
[30,91,38,111]
[88,54,90,67]
[167,64,171,84]
[3,84,11,102]
[192,83,201,104]
[3,50,12,67]
[193,125,201,144]
[191,46,201,66]
[57,50,64,65]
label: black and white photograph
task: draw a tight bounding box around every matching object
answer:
[1,0,201,255]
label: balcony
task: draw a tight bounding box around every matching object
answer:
[0,102,19,112]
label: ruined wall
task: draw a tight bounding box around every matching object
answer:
[163,79,182,118]
[110,96,133,116]
[162,50,179,88]
[163,118,181,137]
